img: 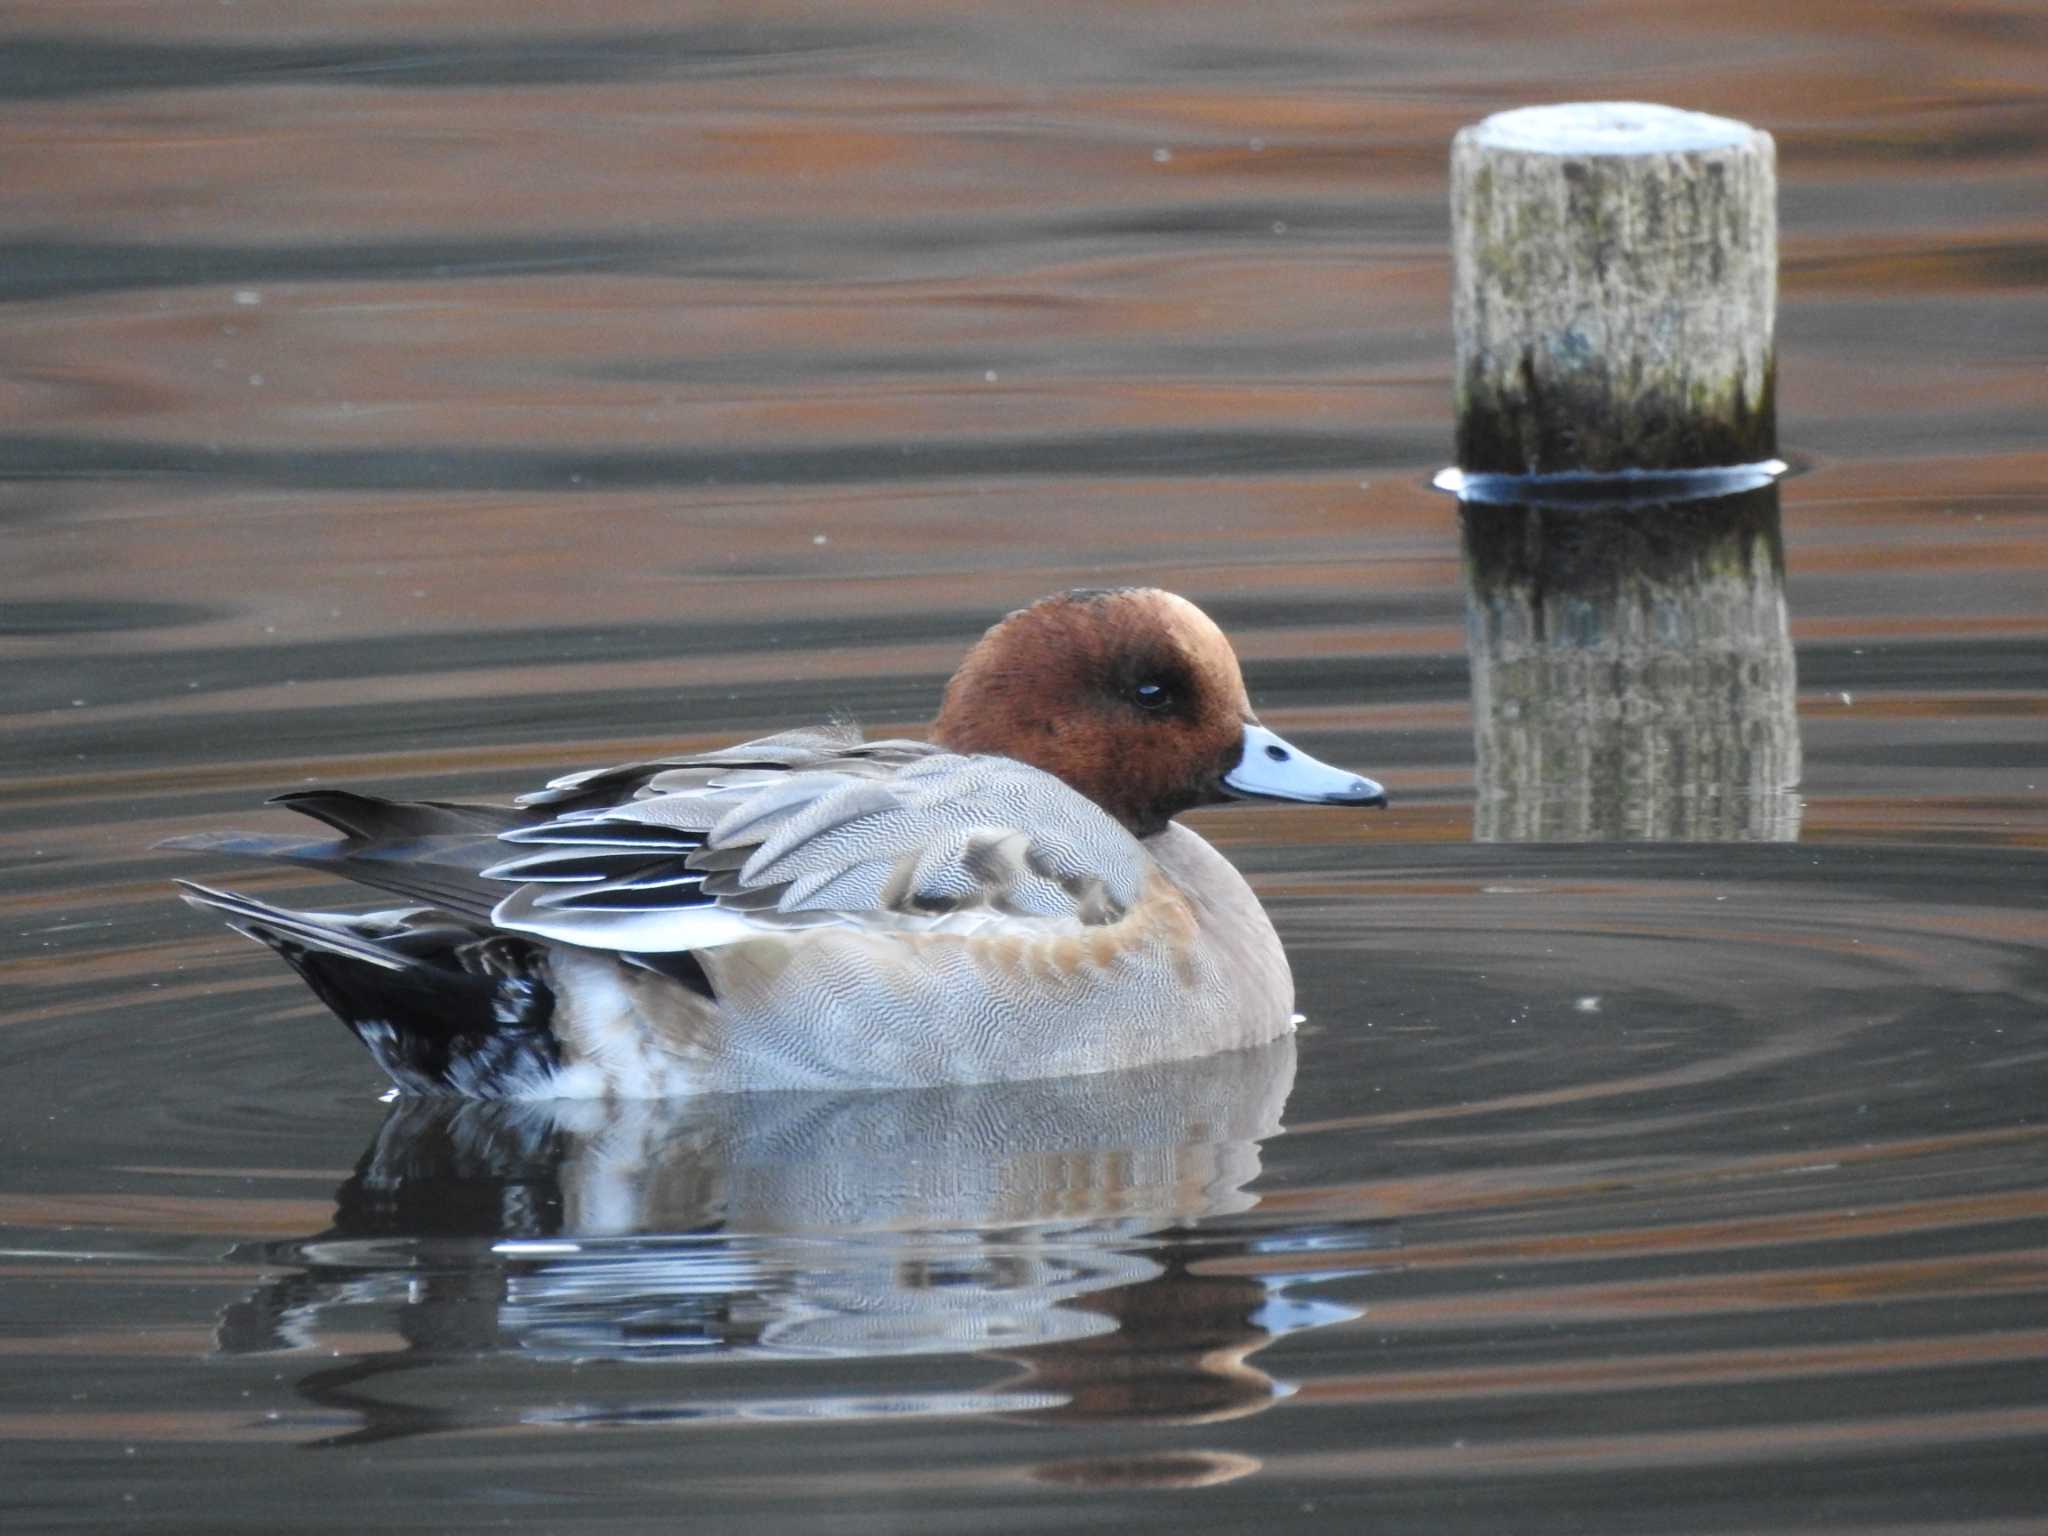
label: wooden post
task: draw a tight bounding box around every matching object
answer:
[1451,103,1776,475]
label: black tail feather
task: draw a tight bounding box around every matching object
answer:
[177,882,559,1097]
[157,787,531,922]
[268,790,523,840]
[159,828,510,923]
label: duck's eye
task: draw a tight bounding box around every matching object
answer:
[1133,680,1172,711]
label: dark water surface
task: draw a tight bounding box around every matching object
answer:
[4,2,2046,1530]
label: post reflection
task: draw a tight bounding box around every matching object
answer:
[1460,484,1803,841]
[215,1037,1392,1445]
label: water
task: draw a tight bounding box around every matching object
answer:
[4,2,2046,1529]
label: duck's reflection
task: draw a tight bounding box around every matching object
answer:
[220,1038,1393,1445]
[1461,482,1802,841]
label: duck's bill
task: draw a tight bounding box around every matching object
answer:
[1222,723,1388,807]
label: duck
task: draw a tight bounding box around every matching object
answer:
[167,588,1385,1098]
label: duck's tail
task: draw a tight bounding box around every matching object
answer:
[176,881,561,1097]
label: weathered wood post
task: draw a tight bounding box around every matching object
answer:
[1452,103,1776,475]
[1448,104,1799,841]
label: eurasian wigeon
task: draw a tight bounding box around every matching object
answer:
[169,588,1385,1097]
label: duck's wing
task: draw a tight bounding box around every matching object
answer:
[484,749,1148,955]
[157,727,933,924]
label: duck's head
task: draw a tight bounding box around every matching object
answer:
[931,588,1386,837]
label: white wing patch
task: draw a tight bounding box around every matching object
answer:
[486,732,1144,955]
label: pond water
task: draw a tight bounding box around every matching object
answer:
[3,2,2045,1530]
